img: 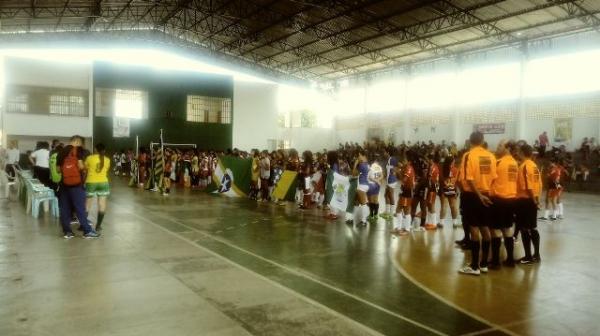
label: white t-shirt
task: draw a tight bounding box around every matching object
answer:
[31,149,50,168]
[7,148,20,164]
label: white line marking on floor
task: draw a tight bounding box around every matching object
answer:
[117,201,446,336]
[113,202,385,336]
[388,246,520,336]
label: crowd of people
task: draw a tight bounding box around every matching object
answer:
[0,131,585,274]
[2,137,110,239]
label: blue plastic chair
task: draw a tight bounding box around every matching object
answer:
[24,179,59,218]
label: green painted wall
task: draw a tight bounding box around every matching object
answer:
[92,61,233,151]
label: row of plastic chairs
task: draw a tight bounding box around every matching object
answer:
[11,167,59,218]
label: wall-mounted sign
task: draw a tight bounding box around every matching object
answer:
[473,123,505,134]
[113,117,130,138]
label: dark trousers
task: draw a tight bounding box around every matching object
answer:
[59,185,93,234]
[33,166,51,187]
[5,164,16,178]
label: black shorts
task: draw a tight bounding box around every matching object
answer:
[515,198,538,230]
[441,187,457,198]
[400,188,413,199]
[414,184,427,199]
[491,197,516,229]
[461,192,492,227]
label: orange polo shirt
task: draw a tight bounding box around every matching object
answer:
[517,159,542,199]
[492,154,518,199]
[462,146,497,193]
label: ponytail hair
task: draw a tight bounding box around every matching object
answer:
[96,143,106,173]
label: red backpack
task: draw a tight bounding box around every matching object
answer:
[61,148,82,186]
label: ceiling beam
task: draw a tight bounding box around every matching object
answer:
[155,0,193,28]
[318,5,600,79]
[288,0,577,75]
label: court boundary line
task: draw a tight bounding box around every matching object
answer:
[114,203,386,336]
[388,247,520,336]
[118,201,448,336]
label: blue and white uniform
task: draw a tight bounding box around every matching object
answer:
[357,162,370,192]
[386,156,398,188]
[367,162,383,196]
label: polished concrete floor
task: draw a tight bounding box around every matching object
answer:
[2,181,599,336]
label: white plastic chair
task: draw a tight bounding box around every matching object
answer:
[24,179,59,218]
[0,170,17,200]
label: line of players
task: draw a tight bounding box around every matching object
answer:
[354,132,548,276]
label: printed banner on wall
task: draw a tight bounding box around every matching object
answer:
[113,117,130,137]
[207,156,252,197]
[473,123,505,134]
[554,118,573,143]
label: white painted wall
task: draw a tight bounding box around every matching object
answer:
[277,127,336,152]
[2,57,93,145]
[232,81,278,150]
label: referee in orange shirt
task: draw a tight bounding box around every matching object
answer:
[516,144,543,265]
[489,140,518,269]
[459,132,497,276]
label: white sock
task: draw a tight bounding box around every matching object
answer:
[425,212,431,225]
[544,209,549,218]
[553,209,558,218]
[318,194,324,206]
[431,212,438,225]
[361,204,369,222]
[393,214,401,229]
[391,204,396,215]
[558,203,563,216]
[404,215,412,231]
[385,205,391,214]
[452,218,458,226]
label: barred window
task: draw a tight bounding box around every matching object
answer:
[187,95,232,124]
[49,95,86,116]
[5,85,88,116]
[95,88,148,119]
[6,93,28,113]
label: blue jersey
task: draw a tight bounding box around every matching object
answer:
[331,162,339,174]
[387,157,398,183]
[358,162,369,185]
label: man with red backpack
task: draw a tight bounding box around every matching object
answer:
[57,135,99,239]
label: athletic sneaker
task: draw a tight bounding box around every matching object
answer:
[63,232,75,239]
[532,255,542,263]
[436,223,443,229]
[479,266,489,273]
[453,222,461,228]
[458,266,480,276]
[519,257,535,265]
[83,231,100,239]
[398,229,409,236]
[358,221,368,227]
[557,215,563,220]
[538,217,548,221]
[550,216,557,221]
[414,226,426,232]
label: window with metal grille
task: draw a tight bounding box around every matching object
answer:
[95,88,148,118]
[49,94,86,116]
[187,95,232,124]
[5,85,88,116]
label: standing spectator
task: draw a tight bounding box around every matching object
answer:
[538,131,549,158]
[85,143,111,231]
[5,141,20,179]
[57,135,99,239]
[30,141,51,186]
[259,150,270,202]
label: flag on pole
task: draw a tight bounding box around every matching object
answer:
[207,156,252,197]
[272,170,298,200]
[326,172,357,213]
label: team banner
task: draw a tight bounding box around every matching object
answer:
[207,156,252,197]
[326,172,357,213]
[473,123,505,134]
[272,170,298,201]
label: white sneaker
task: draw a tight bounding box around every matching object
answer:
[458,266,480,276]
[414,226,426,232]
[480,266,489,273]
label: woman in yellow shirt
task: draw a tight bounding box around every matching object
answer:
[85,143,111,231]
